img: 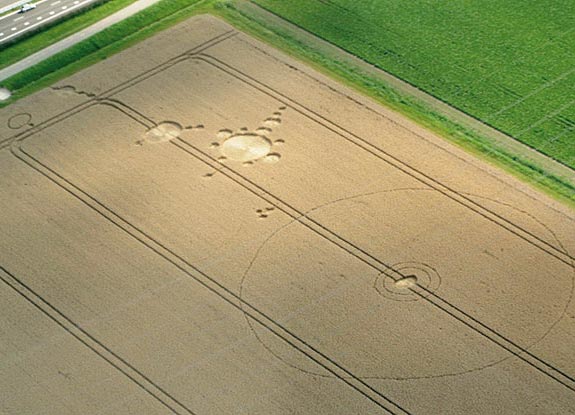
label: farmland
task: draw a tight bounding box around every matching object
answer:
[252,0,575,169]
[1,16,575,413]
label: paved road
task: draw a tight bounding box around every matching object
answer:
[0,0,162,82]
[0,0,20,9]
[0,0,102,44]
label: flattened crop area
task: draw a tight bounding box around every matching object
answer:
[1,16,574,415]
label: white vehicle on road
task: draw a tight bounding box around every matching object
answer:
[19,3,37,13]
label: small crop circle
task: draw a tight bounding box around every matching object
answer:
[144,122,182,143]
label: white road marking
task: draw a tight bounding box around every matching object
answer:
[36,16,42,20]
[0,0,99,44]
[51,0,61,4]
[0,11,18,23]
[0,33,4,36]
[23,21,28,25]
[0,0,51,23]
[13,16,23,21]
[0,0,59,24]
[0,13,18,23]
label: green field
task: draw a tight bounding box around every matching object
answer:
[252,0,575,168]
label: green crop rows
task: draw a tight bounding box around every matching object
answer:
[252,0,575,168]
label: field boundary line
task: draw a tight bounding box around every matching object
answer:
[0,265,199,415]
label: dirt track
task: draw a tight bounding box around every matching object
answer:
[1,15,574,415]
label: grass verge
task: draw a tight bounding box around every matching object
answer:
[0,0,572,207]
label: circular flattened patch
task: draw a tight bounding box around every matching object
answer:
[144,122,182,143]
[0,87,11,101]
[8,113,32,129]
[221,134,272,162]
[263,153,281,164]
[376,262,442,302]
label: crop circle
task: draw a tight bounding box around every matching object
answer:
[144,122,182,143]
[221,134,272,162]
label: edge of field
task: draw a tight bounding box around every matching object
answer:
[0,0,573,208]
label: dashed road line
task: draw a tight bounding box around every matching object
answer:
[0,0,97,44]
